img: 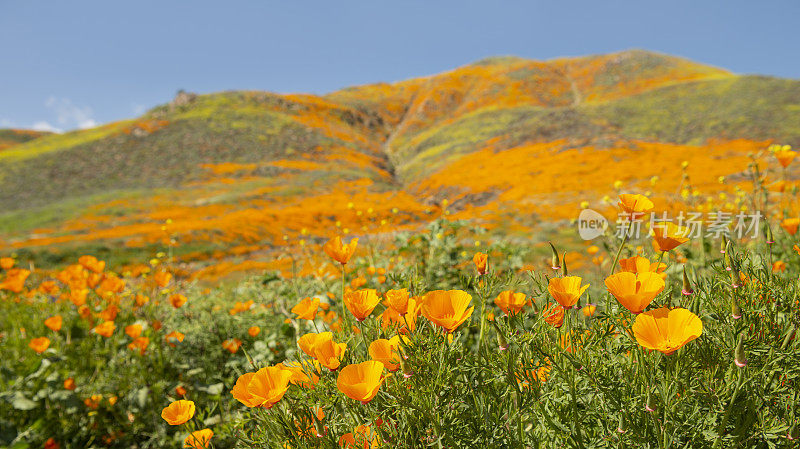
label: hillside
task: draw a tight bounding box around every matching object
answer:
[0,128,51,151]
[1,49,797,278]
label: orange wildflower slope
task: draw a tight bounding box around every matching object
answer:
[1,50,798,280]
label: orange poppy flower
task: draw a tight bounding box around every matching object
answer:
[153,270,172,288]
[0,268,31,293]
[473,252,488,275]
[421,290,474,332]
[29,337,50,354]
[781,218,800,236]
[775,149,797,168]
[44,438,60,449]
[222,338,242,354]
[632,307,702,354]
[369,336,401,372]
[183,428,213,448]
[291,297,320,320]
[70,289,88,307]
[339,424,380,448]
[184,428,213,448]
[128,337,149,355]
[298,332,333,356]
[494,290,530,315]
[651,222,690,252]
[161,400,195,425]
[542,303,564,328]
[125,324,143,339]
[383,288,411,315]
[618,256,667,276]
[248,326,261,337]
[0,257,14,270]
[94,321,116,338]
[170,293,187,308]
[134,293,150,307]
[344,289,382,321]
[44,315,63,332]
[175,385,187,396]
[311,338,347,371]
[64,378,76,390]
[246,366,293,408]
[337,361,385,404]
[166,331,185,346]
[78,255,105,274]
[38,280,60,295]
[618,194,654,218]
[323,236,358,265]
[548,276,590,309]
[773,260,787,272]
[605,272,665,314]
[516,361,551,388]
[99,305,119,322]
[230,372,260,407]
[84,394,102,409]
[582,304,597,317]
[279,359,321,388]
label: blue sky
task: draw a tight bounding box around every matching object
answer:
[1,0,798,132]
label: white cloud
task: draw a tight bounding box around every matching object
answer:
[31,121,63,133]
[44,97,99,130]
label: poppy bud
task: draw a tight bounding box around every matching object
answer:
[781,326,797,351]
[561,251,568,276]
[398,350,413,378]
[645,391,656,412]
[617,413,627,434]
[682,266,694,296]
[491,321,508,351]
[734,335,747,367]
[549,242,561,271]
[731,300,742,320]
[788,424,799,440]
[720,235,728,254]
[765,223,774,245]
[729,265,741,289]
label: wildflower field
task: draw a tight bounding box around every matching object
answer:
[2,51,800,448]
[3,144,800,448]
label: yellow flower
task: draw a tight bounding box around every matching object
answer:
[246,366,293,408]
[472,252,488,275]
[494,290,530,315]
[184,429,213,448]
[161,400,195,425]
[617,194,654,218]
[291,297,320,320]
[344,289,381,322]
[651,222,690,252]
[547,277,590,309]
[323,236,358,265]
[421,290,474,332]
[337,361,385,404]
[632,307,702,354]
[369,336,402,372]
[605,272,665,314]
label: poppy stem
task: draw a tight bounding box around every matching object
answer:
[477,279,488,357]
[711,369,744,449]
[609,232,630,278]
